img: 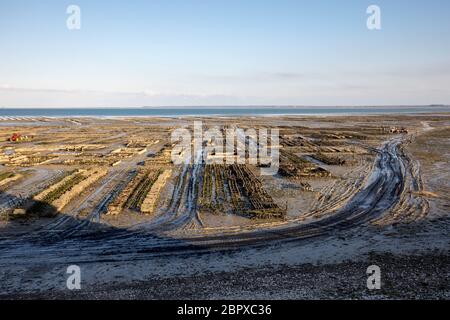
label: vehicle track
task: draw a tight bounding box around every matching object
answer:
[0,137,414,263]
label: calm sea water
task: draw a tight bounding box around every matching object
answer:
[0,106,449,117]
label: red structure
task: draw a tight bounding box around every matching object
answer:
[9,133,30,142]
[10,133,21,142]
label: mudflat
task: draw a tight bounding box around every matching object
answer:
[0,113,448,299]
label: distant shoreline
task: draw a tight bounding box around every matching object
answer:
[0,106,449,118]
[1,105,448,109]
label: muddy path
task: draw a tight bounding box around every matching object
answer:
[0,136,419,264]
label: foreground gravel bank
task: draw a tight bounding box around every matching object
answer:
[4,252,448,300]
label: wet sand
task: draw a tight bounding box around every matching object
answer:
[0,113,448,299]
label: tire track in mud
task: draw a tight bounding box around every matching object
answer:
[0,158,142,244]
[0,137,416,262]
[0,168,65,211]
[136,147,205,232]
[31,144,165,241]
[372,140,430,225]
[306,156,374,219]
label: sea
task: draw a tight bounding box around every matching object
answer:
[0,106,449,118]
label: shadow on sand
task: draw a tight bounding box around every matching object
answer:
[0,189,214,263]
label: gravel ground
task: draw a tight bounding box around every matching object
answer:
[4,252,448,300]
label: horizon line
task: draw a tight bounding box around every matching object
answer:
[1,104,449,109]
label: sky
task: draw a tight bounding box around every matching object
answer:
[1,0,450,107]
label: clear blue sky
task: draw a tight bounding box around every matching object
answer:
[1,0,450,107]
